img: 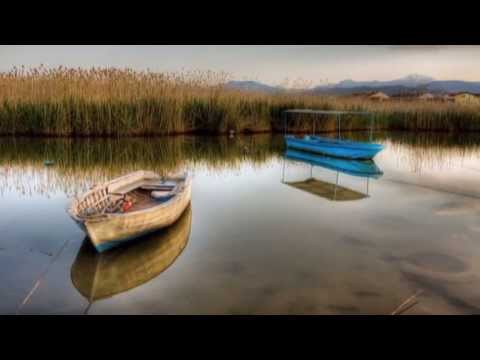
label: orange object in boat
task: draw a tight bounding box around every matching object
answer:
[122,200,133,212]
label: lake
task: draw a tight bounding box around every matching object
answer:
[2,132,480,315]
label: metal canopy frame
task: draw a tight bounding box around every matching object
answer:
[282,109,376,142]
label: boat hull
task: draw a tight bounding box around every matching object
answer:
[285,135,384,160]
[285,149,383,178]
[83,178,192,253]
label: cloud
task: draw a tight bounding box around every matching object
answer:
[386,45,479,53]
[1,45,480,83]
[387,45,451,52]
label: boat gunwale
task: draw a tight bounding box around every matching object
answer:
[307,135,384,148]
[285,135,384,149]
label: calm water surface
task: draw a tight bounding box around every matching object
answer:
[1,132,480,315]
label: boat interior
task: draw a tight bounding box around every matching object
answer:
[72,176,183,220]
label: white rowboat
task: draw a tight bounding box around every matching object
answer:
[67,170,192,252]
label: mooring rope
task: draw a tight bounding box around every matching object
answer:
[83,302,93,315]
[15,238,71,314]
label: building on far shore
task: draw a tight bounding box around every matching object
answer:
[452,93,480,105]
[418,93,435,101]
[441,94,455,102]
[369,92,390,101]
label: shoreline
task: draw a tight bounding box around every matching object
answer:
[2,128,480,139]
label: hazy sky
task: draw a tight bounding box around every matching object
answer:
[1,45,479,85]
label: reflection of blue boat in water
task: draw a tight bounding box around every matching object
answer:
[285,149,383,179]
[285,135,385,160]
[282,148,383,201]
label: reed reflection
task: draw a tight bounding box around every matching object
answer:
[1,132,480,197]
[0,135,283,196]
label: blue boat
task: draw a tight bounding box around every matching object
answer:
[285,149,383,179]
[285,135,385,160]
[282,109,385,160]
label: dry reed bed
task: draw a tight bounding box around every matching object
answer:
[1,66,480,136]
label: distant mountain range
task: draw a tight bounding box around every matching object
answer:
[325,74,435,89]
[225,80,283,93]
[225,75,480,96]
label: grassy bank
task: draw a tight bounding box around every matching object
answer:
[1,66,480,136]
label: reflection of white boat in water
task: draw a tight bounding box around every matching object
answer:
[282,150,383,201]
[71,206,192,303]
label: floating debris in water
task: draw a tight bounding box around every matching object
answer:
[29,248,53,256]
[391,290,423,315]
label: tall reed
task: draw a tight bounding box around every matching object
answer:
[1,66,480,136]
